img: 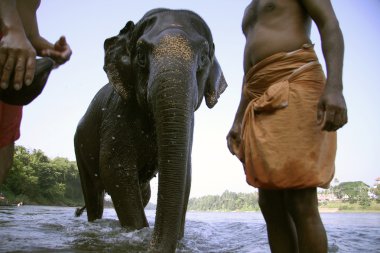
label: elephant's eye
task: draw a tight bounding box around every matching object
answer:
[198,42,210,69]
[136,48,147,68]
[198,53,209,69]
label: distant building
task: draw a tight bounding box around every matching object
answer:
[318,193,338,202]
[369,177,380,200]
[375,177,380,187]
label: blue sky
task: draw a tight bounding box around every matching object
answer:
[17,0,380,198]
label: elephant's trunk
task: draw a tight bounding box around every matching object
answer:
[149,33,196,251]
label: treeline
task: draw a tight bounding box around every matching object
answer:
[2,146,378,210]
[188,181,380,212]
[188,190,260,211]
[0,146,83,206]
[321,180,380,207]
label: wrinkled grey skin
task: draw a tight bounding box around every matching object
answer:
[74,9,227,252]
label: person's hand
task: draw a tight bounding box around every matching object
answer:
[40,36,72,67]
[227,122,242,156]
[317,86,348,131]
[0,30,36,90]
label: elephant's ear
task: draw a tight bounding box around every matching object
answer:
[103,21,135,101]
[204,57,228,108]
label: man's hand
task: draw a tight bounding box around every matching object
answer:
[317,86,348,131]
[0,30,36,90]
[227,123,242,156]
[40,36,72,67]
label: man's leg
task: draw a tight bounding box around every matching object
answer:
[258,189,298,253]
[285,188,327,253]
[0,142,14,185]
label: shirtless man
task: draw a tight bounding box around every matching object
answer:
[227,1,347,252]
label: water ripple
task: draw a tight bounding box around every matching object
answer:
[1,206,379,252]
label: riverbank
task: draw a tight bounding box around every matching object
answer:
[319,200,380,212]
[187,200,380,213]
[2,191,379,213]
[0,190,83,207]
[188,208,380,213]
[317,207,380,213]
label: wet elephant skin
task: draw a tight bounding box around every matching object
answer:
[74,8,227,252]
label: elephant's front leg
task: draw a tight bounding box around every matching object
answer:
[141,181,152,208]
[100,141,149,229]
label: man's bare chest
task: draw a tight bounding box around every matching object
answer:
[242,0,281,33]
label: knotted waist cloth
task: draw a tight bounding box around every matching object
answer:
[237,44,336,189]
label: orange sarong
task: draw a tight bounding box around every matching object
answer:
[238,44,336,189]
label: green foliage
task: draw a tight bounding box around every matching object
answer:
[0,146,83,206]
[320,199,380,211]
[371,185,380,203]
[333,181,371,207]
[188,190,259,211]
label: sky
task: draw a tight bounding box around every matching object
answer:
[17,0,380,200]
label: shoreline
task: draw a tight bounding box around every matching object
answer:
[2,204,380,213]
[319,208,339,213]
[318,208,380,213]
[188,208,380,213]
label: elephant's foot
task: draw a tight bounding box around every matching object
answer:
[87,207,103,221]
[110,190,149,229]
[148,238,178,253]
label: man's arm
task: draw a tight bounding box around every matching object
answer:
[227,78,250,157]
[0,0,38,90]
[16,0,50,56]
[16,0,71,65]
[227,39,252,158]
[0,0,71,91]
[301,0,347,131]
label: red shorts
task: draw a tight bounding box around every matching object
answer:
[0,101,23,148]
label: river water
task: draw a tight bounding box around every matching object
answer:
[0,205,379,252]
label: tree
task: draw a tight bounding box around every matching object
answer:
[333,181,371,207]
[1,146,83,206]
[188,190,259,211]
[371,184,380,203]
[53,158,83,204]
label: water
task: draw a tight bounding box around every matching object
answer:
[0,206,379,252]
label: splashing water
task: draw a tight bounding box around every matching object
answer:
[0,206,379,252]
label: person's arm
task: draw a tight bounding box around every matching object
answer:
[301,0,347,131]
[227,35,252,157]
[0,0,38,90]
[16,0,72,67]
[16,0,49,55]
[227,79,249,157]
[0,0,71,91]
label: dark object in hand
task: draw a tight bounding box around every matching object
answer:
[0,57,55,105]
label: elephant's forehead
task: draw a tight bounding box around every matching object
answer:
[153,34,193,62]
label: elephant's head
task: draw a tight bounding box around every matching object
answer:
[104,8,227,110]
[103,9,227,251]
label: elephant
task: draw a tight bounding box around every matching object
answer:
[74,8,227,252]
